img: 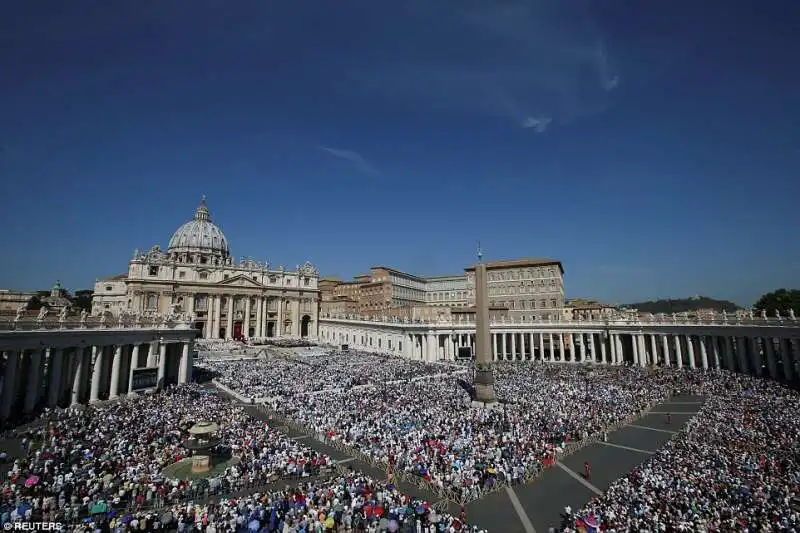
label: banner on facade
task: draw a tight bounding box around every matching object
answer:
[131,367,159,390]
[457,347,473,360]
[341,344,349,352]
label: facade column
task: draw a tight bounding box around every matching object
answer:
[277,298,285,337]
[213,295,222,339]
[558,334,565,362]
[764,338,778,380]
[674,336,683,369]
[109,345,123,399]
[589,333,596,363]
[185,293,194,316]
[548,333,555,360]
[204,296,214,339]
[127,344,141,394]
[750,337,763,376]
[255,297,263,338]
[510,333,516,361]
[147,341,158,367]
[47,348,64,408]
[157,342,167,389]
[24,349,43,414]
[244,297,252,339]
[1,351,20,419]
[226,296,234,339]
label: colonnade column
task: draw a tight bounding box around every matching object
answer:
[501,334,507,361]
[0,351,19,419]
[24,349,43,414]
[510,334,516,361]
[128,344,141,394]
[539,333,545,361]
[632,335,639,365]
[750,337,763,376]
[157,342,167,389]
[609,334,617,364]
[589,334,596,363]
[735,337,748,373]
[661,335,670,366]
[548,333,555,360]
[764,338,778,380]
[558,334,565,361]
[698,337,709,370]
[674,336,683,369]
[492,334,499,361]
[528,332,535,361]
[598,334,606,363]
[47,348,64,408]
[109,346,123,399]
[71,348,86,406]
[568,334,575,362]
[724,336,736,372]
[781,339,794,381]
[711,337,721,369]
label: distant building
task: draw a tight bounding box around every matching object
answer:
[0,290,37,311]
[91,198,321,340]
[564,299,618,320]
[320,257,565,321]
[465,258,565,321]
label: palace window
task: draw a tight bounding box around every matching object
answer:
[304,277,310,286]
[200,272,209,280]
[179,271,185,278]
[200,257,208,264]
[223,274,229,280]
[269,276,277,283]
[146,294,157,309]
[105,286,112,291]
[148,266,158,276]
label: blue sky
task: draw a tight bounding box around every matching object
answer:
[1,1,798,306]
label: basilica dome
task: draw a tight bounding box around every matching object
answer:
[168,198,230,259]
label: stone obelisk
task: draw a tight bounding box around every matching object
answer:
[472,244,497,405]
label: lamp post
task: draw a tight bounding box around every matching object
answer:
[451,330,458,362]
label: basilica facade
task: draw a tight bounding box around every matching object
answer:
[92,198,320,340]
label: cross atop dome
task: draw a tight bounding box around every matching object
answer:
[194,196,210,222]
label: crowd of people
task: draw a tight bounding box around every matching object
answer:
[206,350,461,400]
[0,383,477,531]
[565,370,800,532]
[4,337,799,532]
[219,351,678,502]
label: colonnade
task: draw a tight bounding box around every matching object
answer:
[319,323,800,383]
[0,339,194,420]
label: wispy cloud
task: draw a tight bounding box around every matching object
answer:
[319,146,379,176]
[339,1,623,133]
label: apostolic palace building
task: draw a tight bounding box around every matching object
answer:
[91,198,321,340]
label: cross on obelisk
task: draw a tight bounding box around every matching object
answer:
[472,242,497,405]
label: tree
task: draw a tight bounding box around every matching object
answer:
[753,289,800,316]
[70,290,94,311]
[26,295,46,310]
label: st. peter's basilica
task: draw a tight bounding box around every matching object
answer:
[91,198,320,340]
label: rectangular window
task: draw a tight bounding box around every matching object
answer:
[148,266,158,276]
[179,271,185,278]
[200,272,209,280]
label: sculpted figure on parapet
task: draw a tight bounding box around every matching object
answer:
[59,305,70,321]
[36,306,48,321]
[15,304,26,321]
